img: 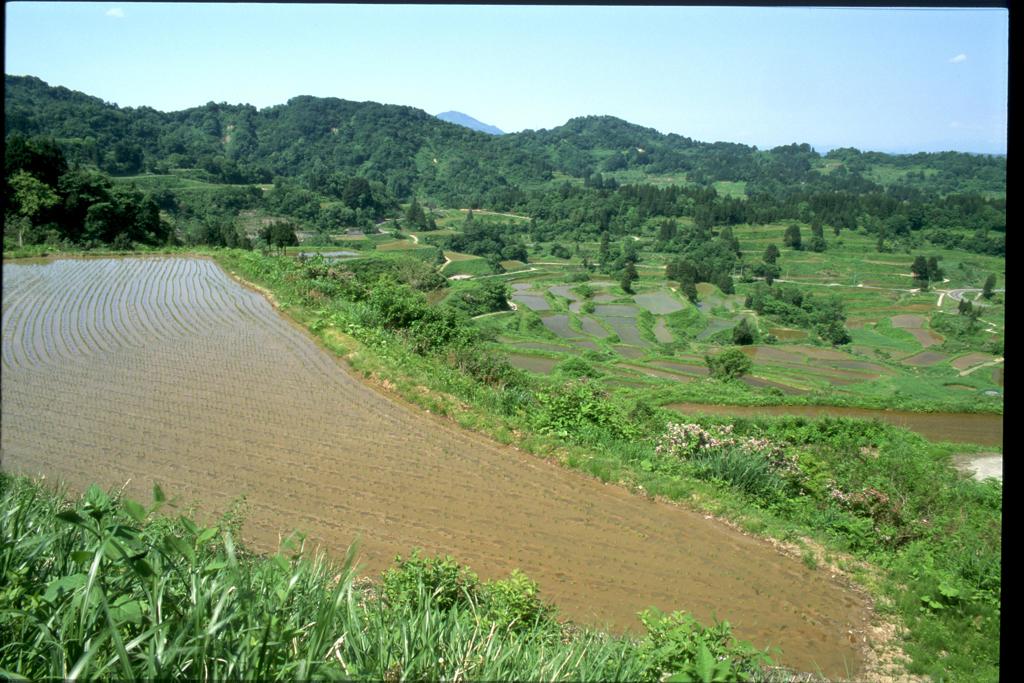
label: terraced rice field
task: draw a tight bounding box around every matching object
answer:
[633,291,685,314]
[1,257,873,677]
[902,351,949,367]
[510,284,551,311]
[951,352,997,372]
[504,352,559,374]
[890,314,943,348]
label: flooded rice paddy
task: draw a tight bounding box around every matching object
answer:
[1,257,871,677]
[667,403,1002,446]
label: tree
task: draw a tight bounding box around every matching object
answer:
[405,198,427,230]
[911,255,929,279]
[982,274,997,300]
[7,170,59,246]
[261,221,299,252]
[763,244,780,264]
[680,278,698,304]
[598,231,610,269]
[732,318,755,345]
[926,256,943,283]
[783,223,802,250]
[620,262,638,294]
[705,348,752,381]
[816,319,850,346]
[714,271,735,295]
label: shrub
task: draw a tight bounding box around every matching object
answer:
[556,356,603,379]
[481,570,559,634]
[381,549,480,611]
[705,348,752,380]
[635,608,773,681]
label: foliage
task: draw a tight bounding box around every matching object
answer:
[532,379,643,440]
[731,318,756,345]
[635,608,773,682]
[704,349,752,381]
[444,279,511,317]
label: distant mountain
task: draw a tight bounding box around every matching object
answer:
[436,111,504,136]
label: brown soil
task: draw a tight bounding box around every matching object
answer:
[901,351,948,366]
[2,257,875,678]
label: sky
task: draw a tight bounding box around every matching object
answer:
[4,3,1009,154]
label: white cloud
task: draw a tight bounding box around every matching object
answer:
[949,53,967,64]
[105,7,125,18]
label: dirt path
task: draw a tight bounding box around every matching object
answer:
[2,257,873,678]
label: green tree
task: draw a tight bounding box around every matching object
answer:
[705,348,752,380]
[598,231,610,269]
[714,271,734,295]
[783,224,802,250]
[763,244,780,264]
[261,221,299,252]
[982,274,997,299]
[7,170,59,246]
[620,262,639,294]
[732,318,755,345]
[911,255,929,280]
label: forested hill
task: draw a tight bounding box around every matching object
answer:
[5,74,1005,207]
[3,74,1007,258]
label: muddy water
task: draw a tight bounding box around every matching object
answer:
[668,403,1002,446]
[2,258,870,677]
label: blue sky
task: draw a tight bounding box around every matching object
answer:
[4,3,1008,154]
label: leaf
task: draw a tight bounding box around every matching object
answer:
[109,596,146,625]
[43,573,87,603]
[123,498,147,523]
[163,534,195,563]
[71,551,94,564]
[152,483,166,504]
[56,510,86,525]
[695,643,716,683]
[197,527,219,545]
[205,560,227,573]
[131,558,155,578]
[179,515,198,535]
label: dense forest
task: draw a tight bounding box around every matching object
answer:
[4,74,1006,256]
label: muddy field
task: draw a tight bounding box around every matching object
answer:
[2,257,872,677]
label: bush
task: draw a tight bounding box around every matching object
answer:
[556,356,603,379]
[635,608,773,681]
[481,570,559,634]
[705,348,752,380]
[381,549,480,611]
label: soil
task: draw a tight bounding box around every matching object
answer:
[2,257,878,678]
